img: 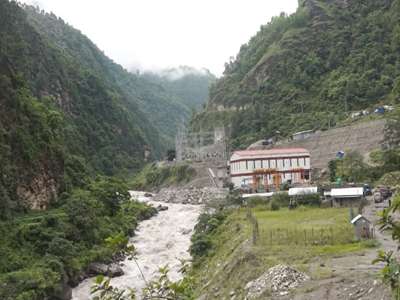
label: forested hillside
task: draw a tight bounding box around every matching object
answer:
[192,0,400,148]
[25,6,215,145]
[0,0,212,213]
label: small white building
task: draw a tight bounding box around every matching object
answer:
[351,214,373,239]
[230,148,311,190]
[330,187,364,206]
[292,130,314,141]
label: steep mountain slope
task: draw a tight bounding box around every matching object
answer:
[25,8,215,145]
[192,0,400,148]
[0,1,195,213]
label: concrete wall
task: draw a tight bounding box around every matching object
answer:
[273,120,386,169]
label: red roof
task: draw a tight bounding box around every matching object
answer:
[233,148,310,157]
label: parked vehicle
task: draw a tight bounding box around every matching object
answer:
[363,184,372,196]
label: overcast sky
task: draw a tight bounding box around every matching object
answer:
[22,0,298,76]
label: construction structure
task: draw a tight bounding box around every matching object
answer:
[229,148,311,191]
[175,126,229,188]
[247,119,386,170]
[175,126,228,163]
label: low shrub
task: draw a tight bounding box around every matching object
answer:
[270,200,280,211]
[246,197,269,207]
[226,190,243,206]
[190,212,226,259]
[271,193,290,206]
[190,234,212,258]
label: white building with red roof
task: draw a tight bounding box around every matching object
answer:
[230,148,311,190]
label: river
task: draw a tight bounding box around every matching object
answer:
[71,191,203,299]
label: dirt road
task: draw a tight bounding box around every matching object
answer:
[286,197,395,300]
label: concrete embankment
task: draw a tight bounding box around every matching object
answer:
[250,119,386,169]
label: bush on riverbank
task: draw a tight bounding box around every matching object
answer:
[190,211,227,260]
[0,176,157,300]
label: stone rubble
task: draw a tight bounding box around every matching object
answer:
[152,187,228,205]
[245,264,309,299]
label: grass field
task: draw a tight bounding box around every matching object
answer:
[191,206,375,299]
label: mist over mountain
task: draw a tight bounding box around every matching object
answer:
[140,66,216,111]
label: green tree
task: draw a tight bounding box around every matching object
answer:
[336,151,368,182]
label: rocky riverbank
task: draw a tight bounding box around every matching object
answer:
[152,187,228,204]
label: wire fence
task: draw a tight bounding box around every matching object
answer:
[259,226,355,246]
[247,208,259,245]
[245,208,358,246]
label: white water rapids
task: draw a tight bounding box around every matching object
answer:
[71,191,203,300]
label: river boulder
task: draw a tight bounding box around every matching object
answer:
[88,262,124,277]
[107,263,124,277]
[156,204,169,211]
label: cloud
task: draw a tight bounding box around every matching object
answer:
[18,0,298,76]
[158,67,209,81]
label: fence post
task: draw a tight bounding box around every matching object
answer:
[286,228,289,243]
[252,218,259,245]
[320,229,323,244]
[311,228,314,244]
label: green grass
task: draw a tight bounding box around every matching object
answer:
[190,207,374,299]
[253,206,349,229]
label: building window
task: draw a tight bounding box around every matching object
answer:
[297,158,299,166]
[283,159,285,167]
[303,157,306,165]
[261,160,263,168]
[253,160,256,169]
[246,160,248,170]
[290,159,292,167]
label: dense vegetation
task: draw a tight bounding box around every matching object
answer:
[0,2,212,297]
[0,177,157,300]
[24,6,214,148]
[192,0,400,148]
[0,0,213,213]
